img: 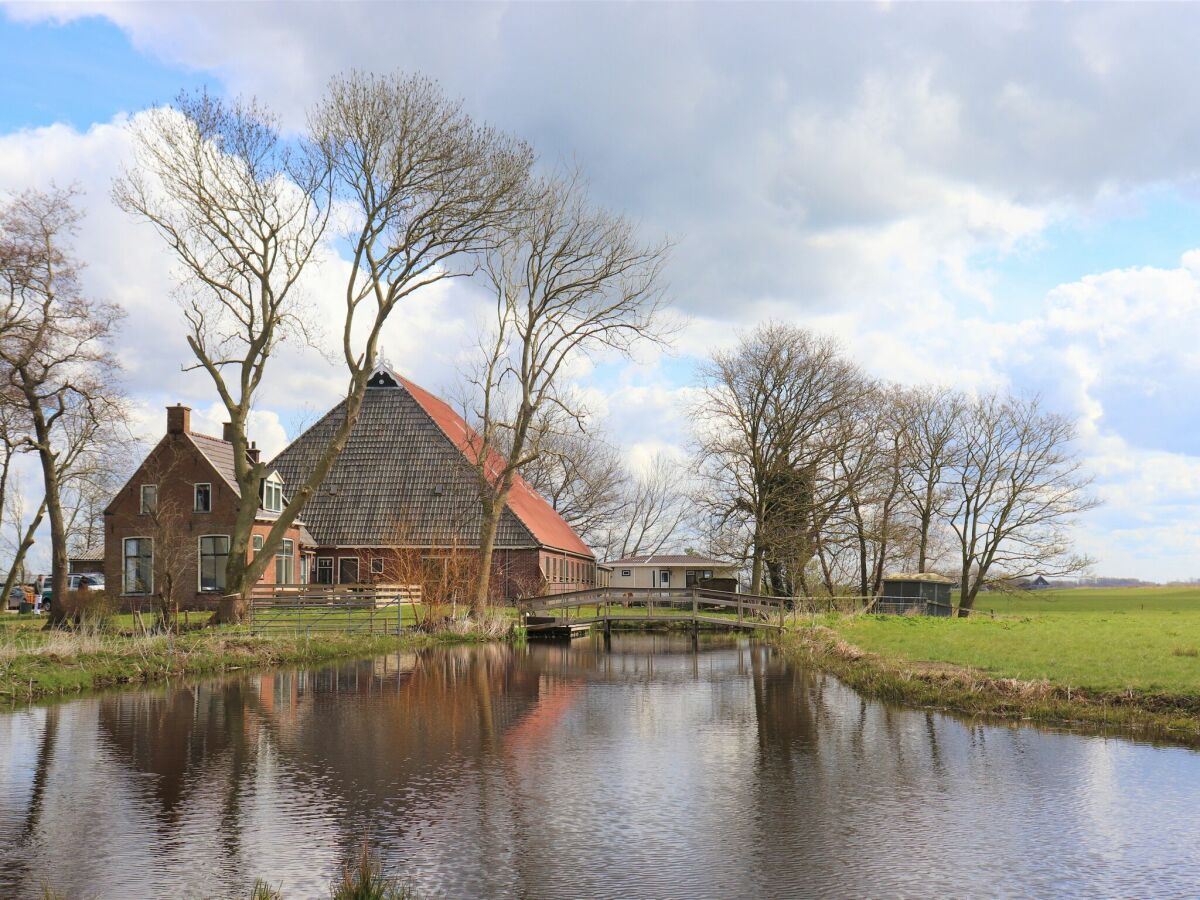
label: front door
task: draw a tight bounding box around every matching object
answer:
[338,557,360,584]
[659,569,671,588]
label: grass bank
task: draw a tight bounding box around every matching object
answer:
[782,586,1200,742]
[0,610,512,705]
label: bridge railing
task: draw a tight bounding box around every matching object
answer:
[521,586,800,629]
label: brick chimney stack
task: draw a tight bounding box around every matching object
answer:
[167,404,191,435]
[247,441,260,463]
[223,422,236,443]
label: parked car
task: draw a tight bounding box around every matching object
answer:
[7,585,30,610]
[67,574,105,593]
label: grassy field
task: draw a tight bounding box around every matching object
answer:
[827,586,1200,695]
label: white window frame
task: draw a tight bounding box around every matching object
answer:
[621,569,631,578]
[262,473,284,514]
[194,482,212,513]
[140,484,157,515]
[252,534,264,556]
[316,556,334,585]
[275,538,295,585]
[370,556,385,575]
[123,536,153,595]
[197,534,230,593]
[338,556,360,585]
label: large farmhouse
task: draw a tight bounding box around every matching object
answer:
[269,367,597,600]
[103,369,597,609]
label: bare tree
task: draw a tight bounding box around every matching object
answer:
[464,170,669,610]
[516,428,626,550]
[0,188,125,625]
[115,90,331,622]
[602,453,691,561]
[118,75,531,623]
[827,386,915,599]
[1,480,44,605]
[137,447,199,631]
[946,393,1097,614]
[899,386,964,573]
[694,322,866,596]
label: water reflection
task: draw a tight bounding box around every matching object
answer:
[1,635,1200,897]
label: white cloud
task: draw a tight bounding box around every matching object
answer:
[9,4,1200,578]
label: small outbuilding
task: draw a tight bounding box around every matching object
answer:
[878,573,954,616]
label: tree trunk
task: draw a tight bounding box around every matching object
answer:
[750,542,764,597]
[957,560,975,616]
[472,493,505,614]
[29,406,69,627]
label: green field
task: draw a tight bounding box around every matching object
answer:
[830,586,1200,695]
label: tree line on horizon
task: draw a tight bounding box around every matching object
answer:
[0,69,1095,625]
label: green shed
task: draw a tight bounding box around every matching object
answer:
[878,573,954,616]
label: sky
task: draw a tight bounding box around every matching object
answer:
[3,2,1200,580]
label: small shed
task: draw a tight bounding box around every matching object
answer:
[68,545,105,576]
[878,573,954,616]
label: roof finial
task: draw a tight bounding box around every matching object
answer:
[375,345,392,372]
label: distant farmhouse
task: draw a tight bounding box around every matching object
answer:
[103,367,596,610]
[606,554,739,593]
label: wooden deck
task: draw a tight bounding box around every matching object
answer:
[520,587,789,636]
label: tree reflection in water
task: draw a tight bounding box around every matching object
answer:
[3,635,1200,898]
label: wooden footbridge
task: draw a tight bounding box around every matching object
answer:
[520,586,791,637]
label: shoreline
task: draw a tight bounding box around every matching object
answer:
[0,624,505,707]
[776,625,1200,747]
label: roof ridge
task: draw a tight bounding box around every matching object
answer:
[189,430,229,444]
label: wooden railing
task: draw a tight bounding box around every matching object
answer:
[520,586,796,632]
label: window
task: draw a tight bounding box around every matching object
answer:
[140,484,157,515]
[261,475,283,513]
[339,557,360,584]
[252,535,264,556]
[275,539,295,584]
[370,557,385,575]
[123,538,152,594]
[199,535,230,592]
[300,554,311,584]
[621,569,631,578]
[194,483,212,513]
[686,570,697,587]
[660,570,670,586]
[316,557,334,585]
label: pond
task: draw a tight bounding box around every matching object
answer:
[2,634,1199,898]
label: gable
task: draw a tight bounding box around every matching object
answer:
[104,433,229,516]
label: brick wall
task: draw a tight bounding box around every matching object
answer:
[104,413,304,611]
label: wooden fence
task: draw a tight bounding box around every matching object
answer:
[246,583,421,635]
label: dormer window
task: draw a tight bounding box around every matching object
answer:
[261,473,283,513]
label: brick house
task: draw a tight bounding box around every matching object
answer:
[270,367,597,601]
[103,405,312,611]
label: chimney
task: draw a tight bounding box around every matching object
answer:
[167,404,191,435]
[247,441,260,464]
[223,422,236,443]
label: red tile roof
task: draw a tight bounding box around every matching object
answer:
[398,377,593,558]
